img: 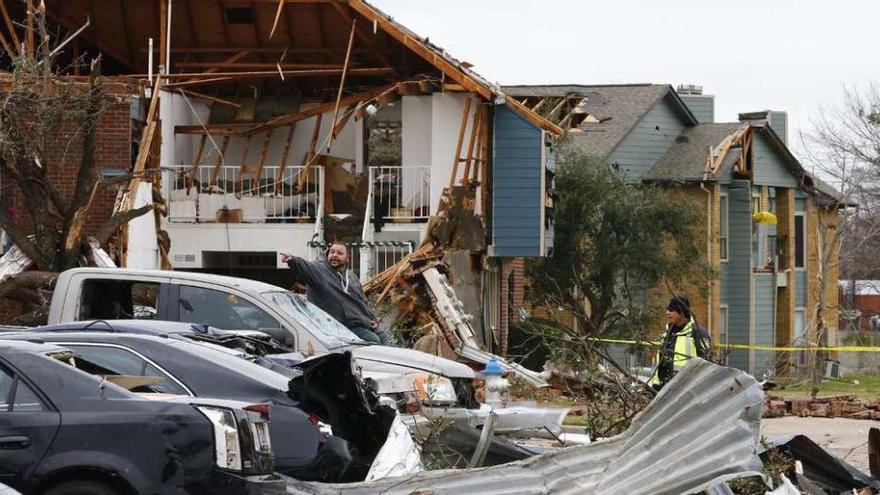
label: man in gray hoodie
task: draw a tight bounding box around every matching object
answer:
[280,243,395,345]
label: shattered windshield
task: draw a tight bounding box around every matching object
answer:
[264,291,368,349]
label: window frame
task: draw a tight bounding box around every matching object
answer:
[58,342,194,397]
[794,211,806,270]
[175,284,284,333]
[719,192,729,262]
[719,304,729,347]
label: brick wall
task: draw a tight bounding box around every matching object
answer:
[499,257,525,355]
[0,94,132,323]
[647,185,714,338]
[805,199,840,345]
[776,188,796,346]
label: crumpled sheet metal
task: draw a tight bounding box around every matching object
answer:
[364,414,422,481]
[284,359,764,495]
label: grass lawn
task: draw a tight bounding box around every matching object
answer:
[772,374,880,400]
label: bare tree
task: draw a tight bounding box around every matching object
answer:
[0,6,152,324]
[800,85,880,395]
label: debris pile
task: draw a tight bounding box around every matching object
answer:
[764,394,880,420]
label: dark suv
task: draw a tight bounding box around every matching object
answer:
[0,340,284,495]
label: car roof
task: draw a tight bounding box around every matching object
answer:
[0,339,70,355]
[31,320,201,335]
[63,267,287,295]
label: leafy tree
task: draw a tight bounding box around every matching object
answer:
[522,148,707,372]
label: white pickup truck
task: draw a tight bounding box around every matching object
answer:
[46,268,479,408]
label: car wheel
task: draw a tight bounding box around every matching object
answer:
[44,480,121,495]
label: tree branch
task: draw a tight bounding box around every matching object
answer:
[94,204,155,247]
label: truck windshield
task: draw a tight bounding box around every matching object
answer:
[263,291,368,349]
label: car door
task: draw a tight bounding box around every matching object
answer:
[169,283,292,345]
[0,364,61,488]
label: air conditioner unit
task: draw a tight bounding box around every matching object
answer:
[173,254,197,264]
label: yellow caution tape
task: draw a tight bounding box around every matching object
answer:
[585,337,880,352]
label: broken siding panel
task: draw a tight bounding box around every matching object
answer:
[753,273,776,376]
[752,133,798,187]
[492,105,543,257]
[727,181,752,371]
[608,98,688,183]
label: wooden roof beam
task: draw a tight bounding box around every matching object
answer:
[245,82,397,136]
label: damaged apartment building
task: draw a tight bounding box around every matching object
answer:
[505,83,846,377]
[9,0,560,352]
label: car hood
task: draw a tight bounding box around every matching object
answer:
[347,345,475,379]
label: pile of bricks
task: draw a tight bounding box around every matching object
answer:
[764,394,880,419]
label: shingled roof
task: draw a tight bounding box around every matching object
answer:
[503,84,695,158]
[644,123,745,182]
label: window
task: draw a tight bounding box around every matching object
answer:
[719,305,729,347]
[794,309,806,341]
[0,368,11,411]
[719,194,729,261]
[79,280,160,321]
[795,213,806,269]
[0,367,45,412]
[67,345,187,395]
[179,286,281,332]
[12,381,45,412]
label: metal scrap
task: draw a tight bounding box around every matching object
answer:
[284,358,765,494]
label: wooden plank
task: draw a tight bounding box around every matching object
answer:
[177,89,242,108]
[275,124,296,194]
[175,123,255,135]
[329,1,395,72]
[159,0,167,72]
[251,130,275,191]
[0,0,20,56]
[449,97,472,191]
[546,97,569,122]
[174,61,343,70]
[269,0,286,39]
[0,21,14,59]
[296,113,322,193]
[122,77,164,214]
[26,0,34,58]
[462,102,482,185]
[246,82,397,136]
[142,67,393,79]
[332,104,356,140]
[210,137,231,186]
[192,135,208,169]
[328,19,357,152]
[163,77,235,89]
[531,97,548,113]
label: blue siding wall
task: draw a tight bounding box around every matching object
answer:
[754,273,776,377]
[608,97,688,182]
[796,270,807,307]
[678,94,714,124]
[727,181,753,371]
[492,104,543,256]
[753,133,798,187]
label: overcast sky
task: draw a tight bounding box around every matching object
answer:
[372,0,880,159]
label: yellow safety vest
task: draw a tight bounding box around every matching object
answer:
[652,318,698,385]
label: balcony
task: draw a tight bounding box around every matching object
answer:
[368,166,431,223]
[165,165,323,224]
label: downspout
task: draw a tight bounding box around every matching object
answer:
[700,182,713,334]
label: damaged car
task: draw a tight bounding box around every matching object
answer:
[1,329,415,482]
[0,340,283,495]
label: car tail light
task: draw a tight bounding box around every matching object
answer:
[196,406,243,471]
[244,403,271,420]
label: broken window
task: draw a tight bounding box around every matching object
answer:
[65,345,187,395]
[178,285,281,332]
[78,280,160,321]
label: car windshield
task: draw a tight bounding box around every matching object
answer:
[263,291,368,349]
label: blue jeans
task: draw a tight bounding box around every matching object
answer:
[349,326,396,346]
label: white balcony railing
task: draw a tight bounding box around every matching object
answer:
[165,165,323,223]
[368,166,431,222]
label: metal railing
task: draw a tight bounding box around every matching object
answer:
[309,239,414,282]
[165,165,323,223]
[368,166,431,222]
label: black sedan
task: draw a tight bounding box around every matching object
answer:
[0,340,283,495]
[3,330,399,483]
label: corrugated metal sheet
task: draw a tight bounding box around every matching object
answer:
[284,358,764,495]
